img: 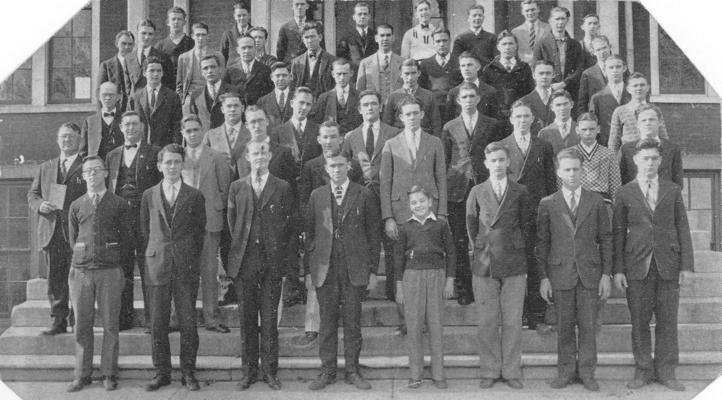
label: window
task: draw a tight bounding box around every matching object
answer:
[658,27,705,95]
[0,58,32,105]
[48,6,92,103]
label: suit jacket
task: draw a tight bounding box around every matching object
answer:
[105,142,162,196]
[533,32,584,100]
[305,181,381,287]
[276,20,307,62]
[576,64,606,116]
[235,140,299,199]
[223,59,273,105]
[298,154,364,205]
[499,134,556,208]
[257,53,279,68]
[451,29,497,67]
[184,80,233,131]
[379,130,447,221]
[97,55,142,111]
[129,85,182,146]
[356,52,403,103]
[589,86,631,147]
[447,80,499,121]
[183,146,232,233]
[619,139,684,188]
[80,111,123,159]
[131,46,174,90]
[481,57,535,119]
[511,20,552,63]
[226,174,295,279]
[176,50,226,101]
[202,123,252,169]
[290,50,335,98]
[465,180,533,278]
[536,189,613,290]
[256,89,294,128]
[275,119,322,166]
[383,87,442,137]
[538,121,581,155]
[153,35,195,92]
[337,26,378,74]
[28,156,86,250]
[520,89,554,135]
[140,183,206,285]
[341,121,401,197]
[310,87,363,134]
[220,23,253,63]
[418,54,462,123]
[613,179,694,280]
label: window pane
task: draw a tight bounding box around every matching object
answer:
[8,187,29,217]
[51,37,72,68]
[658,27,705,95]
[0,80,12,102]
[72,38,92,76]
[4,219,28,249]
[12,69,32,102]
[50,68,72,102]
[49,6,92,104]
[72,9,92,37]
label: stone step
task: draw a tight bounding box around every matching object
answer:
[692,231,712,251]
[1,352,720,382]
[1,324,720,357]
[694,251,722,273]
[11,296,722,328]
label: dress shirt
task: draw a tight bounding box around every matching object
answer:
[462,111,479,135]
[514,132,531,154]
[292,117,306,133]
[436,53,450,67]
[307,50,319,74]
[363,120,381,149]
[123,143,140,167]
[331,178,350,205]
[637,175,659,209]
[117,54,128,70]
[225,120,244,147]
[409,210,437,225]
[242,60,255,75]
[536,87,551,104]
[471,27,483,36]
[252,171,269,194]
[555,119,571,140]
[147,84,161,107]
[60,153,79,174]
[137,46,151,65]
[501,57,517,71]
[88,189,107,206]
[609,82,624,102]
[356,26,368,37]
[102,108,117,125]
[378,51,392,69]
[275,87,290,106]
[404,128,422,158]
[561,186,582,212]
[488,176,508,200]
[162,179,182,205]
[207,80,221,100]
[336,84,350,105]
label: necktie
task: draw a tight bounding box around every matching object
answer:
[569,191,577,216]
[529,23,536,49]
[334,185,343,205]
[309,52,317,61]
[646,180,655,211]
[439,57,446,68]
[278,91,286,109]
[255,174,263,196]
[495,182,503,203]
[208,84,216,101]
[228,127,237,148]
[365,124,375,157]
[383,54,390,71]
[150,88,157,109]
[103,112,115,118]
[243,63,250,75]
[168,185,177,206]
[61,159,68,178]
[122,59,131,93]
[91,193,99,208]
[410,131,418,161]
[124,143,138,149]
[519,136,529,155]
[140,51,146,67]
[338,90,346,108]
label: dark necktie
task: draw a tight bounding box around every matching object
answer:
[140,52,146,68]
[570,191,577,216]
[365,124,375,157]
[334,185,343,205]
[125,143,138,150]
[150,88,157,109]
[103,112,115,118]
[60,159,68,179]
[278,91,286,109]
[529,24,536,49]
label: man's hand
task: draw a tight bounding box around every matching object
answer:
[679,270,693,286]
[443,277,455,299]
[39,201,57,214]
[539,278,553,303]
[305,273,313,292]
[385,218,399,241]
[598,275,611,300]
[395,281,404,305]
[614,273,628,291]
[367,273,378,291]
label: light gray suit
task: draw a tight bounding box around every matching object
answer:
[355,52,403,104]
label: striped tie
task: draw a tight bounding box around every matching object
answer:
[529,24,536,49]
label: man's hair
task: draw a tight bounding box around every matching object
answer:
[457,51,481,65]
[115,30,135,45]
[485,141,510,157]
[496,30,518,46]
[219,91,245,105]
[319,120,340,135]
[550,6,571,18]
[137,19,156,31]
[191,22,209,34]
[604,54,626,67]
[521,0,539,6]
[99,81,120,94]
[467,4,485,14]
[245,105,268,120]
[142,55,164,72]
[556,147,584,166]
[181,114,203,129]
[200,54,221,67]
[58,122,82,135]
[510,99,532,113]
[407,184,429,198]
[627,72,649,85]
[302,21,323,35]
[634,138,662,155]
[591,35,610,47]
[158,143,185,162]
[457,81,481,97]
[270,61,290,73]
[249,26,268,39]
[582,13,600,23]
[416,0,431,10]
[233,2,250,12]
[432,27,451,39]
[399,58,419,70]
[324,148,348,163]
[82,155,106,169]
[577,112,599,124]
[121,110,141,122]
[236,34,255,45]
[550,89,573,103]
[533,59,555,71]
[354,1,370,12]
[167,6,187,18]
[358,90,381,103]
[376,23,394,34]
[635,103,662,120]
[332,57,351,69]
[398,96,421,113]
[293,86,314,100]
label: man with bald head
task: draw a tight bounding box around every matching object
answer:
[81,82,125,159]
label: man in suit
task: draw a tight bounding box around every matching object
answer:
[419,28,462,126]
[380,97,447,333]
[532,7,584,102]
[511,0,551,64]
[203,91,250,171]
[28,123,87,335]
[383,59,442,137]
[250,27,278,67]
[579,14,601,70]
[277,0,311,62]
[519,60,556,135]
[184,54,232,131]
[336,1,377,79]
[576,35,613,117]
[220,2,253,64]
[180,115,232,334]
[499,100,556,332]
[465,142,533,389]
[228,141,296,391]
[81,82,124,159]
[310,58,362,135]
[589,55,630,147]
[447,52,499,120]
[225,35,273,105]
[140,144,205,392]
[538,90,580,155]
[536,148,613,392]
[619,105,683,188]
[613,139,694,392]
[134,19,173,90]
[66,155,132,392]
[257,62,294,128]
[305,149,380,391]
[451,4,497,67]
[356,23,403,104]
[176,23,226,104]
[129,56,182,147]
[98,31,141,112]
[443,83,501,305]
[276,86,323,168]
[291,22,335,99]
[106,111,162,331]
[153,6,195,91]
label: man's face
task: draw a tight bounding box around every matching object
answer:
[182,121,204,148]
[550,11,569,33]
[459,57,480,81]
[237,37,255,62]
[376,27,394,51]
[201,58,220,83]
[633,148,662,178]
[192,27,208,48]
[302,28,322,52]
[234,8,250,26]
[604,59,626,83]
[457,88,480,114]
[137,26,155,48]
[409,192,431,219]
[556,157,583,189]
[521,2,539,23]
[250,30,267,50]
[497,36,517,59]
[99,85,119,110]
[627,77,649,100]
[353,5,370,27]
[510,105,533,133]
[120,116,143,143]
[82,159,108,189]
[399,103,424,131]
[246,144,271,171]
[292,92,314,119]
[167,12,186,33]
[577,120,599,145]
[401,65,419,87]
[271,67,291,90]
[144,62,164,85]
[637,109,660,139]
[534,64,554,88]
[292,0,309,18]
[416,3,431,24]
[324,155,350,185]
[433,32,450,56]
[468,9,484,30]
[484,149,510,179]
[317,127,342,155]
[158,152,183,180]
[57,126,81,154]
[332,63,352,87]
[581,16,600,36]
[358,94,381,122]
[592,39,611,62]
[116,34,135,56]
[245,109,269,140]
[222,98,245,124]
[550,95,573,121]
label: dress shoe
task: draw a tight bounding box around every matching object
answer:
[145,375,171,391]
[660,379,686,391]
[394,325,407,336]
[582,378,600,392]
[42,326,67,335]
[66,376,92,392]
[407,378,423,389]
[432,379,448,389]
[505,379,524,389]
[264,374,282,390]
[626,378,650,389]
[236,374,257,390]
[102,375,118,391]
[206,323,230,333]
[294,331,318,346]
[345,372,371,390]
[309,372,336,390]
[181,372,200,391]
[549,376,573,389]
[479,378,495,388]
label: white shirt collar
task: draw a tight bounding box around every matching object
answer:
[292,117,306,131]
[436,53,449,65]
[162,179,182,193]
[501,57,516,69]
[637,175,659,192]
[409,211,437,224]
[580,141,597,153]
[555,118,571,137]
[536,86,551,100]
[561,186,582,205]
[356,26,368,36]
[243,59,255,71]
[405,128,422,143]
[252,170,270,190]
[275,87,289,97]
[489,175,508,189]
[336,84,350,96]
[88,189,107,200]
[331,178,350,197]
[514,131,531,143]
[61,153,79,166]
[117,54,127,64]
[208,80,221,92]
[471,27,483,35]
[226,120,244,132]
[525,20,538,30]
[363,119,381,133]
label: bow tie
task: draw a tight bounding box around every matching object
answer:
[124,144,138,149]
[308,52,317,60]
[103,112,115,118]
[421,24,429,30]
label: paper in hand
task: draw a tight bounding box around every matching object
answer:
[48,183,67,209]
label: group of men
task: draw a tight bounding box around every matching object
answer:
[28,0,693,394]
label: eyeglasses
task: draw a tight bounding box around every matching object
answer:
[82,167,106,176]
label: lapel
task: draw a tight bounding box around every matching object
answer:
[151,87,166,116]
[518,137,538,179]
[88,115,102,154]
[153,184,170,228]
[574,189,593,230]
[126,55,142,85]
[299,52,309,76]
[655,180,675,211]
[245,61,260,83]
[173,184,190,223]
[318,52,330,76]
[138,87,150,117]
[372,124,390,161]
[63,156,83,184]
[479,181,501,226]
[630,179,655,216]
[414,132,431,168]
[553,191,576,232]
[197,147,213,183]
[259,175,278,209]
[48,158,60,189]
[340,182,361,223]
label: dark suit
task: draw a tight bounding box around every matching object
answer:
[275,119,323,167]
[310,87,363,135]
[536,189,612,381]
[383,87,442,137]
[589,86,631,147]
[276,20,306,63]
[184,81,233,131]
[129,86,182,146]
[153,35,195,94]
[81,111,124,159]
[576,64,606,116]
[227,174,295,378]
[223,59,274,105]
[290,50,335,98]
[519,89,554,136]
[337,26,377,79]
[418,55,462,125]
[533,32,585,101]
[236,140,299,200]
[257,89,294,128]
[27,155,86,330]
[619,139,683,188]
[447,80,499,121]
[613,179,694,382]
[98,56,141,112]
[220,24,253,64]
[305,181,380,375]
[481,57,535,119]
[451,29,497,67]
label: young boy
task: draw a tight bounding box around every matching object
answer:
[394,185,455,389]
[536,147,613,392]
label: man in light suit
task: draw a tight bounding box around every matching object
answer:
[98,31,141,112]
[81,82,124,159]
[305,149,380,391]
[290,22,335,99]
[277,0,311,62]
[181,115,232,334]
[336,1,377,79]
[451,4,497,67]
[257,62,294,128]
[383,59,442,137]
[28,123,87,335]
[613,139,694,392]
[225,35,274,105]
[538,90,580,155]
[310,58,363,135]
[184,54,233,131]
[275,87,323,168]
[227,141,296,391]
[576,36,613,117]
[140,144,206,392]
[589,55,630,147]
[519,60,556,135]
[129,56,182,146]
[536,148,613,392]
[356,24,403,104]
[176,23,226,104]
[511,0,551,64]
[203,91,250,171]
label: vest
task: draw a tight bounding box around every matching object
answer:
[99,120,121,159]
[378,67,394,101]
[116,153,141,203]
[160,186,176,225]
[304,57,322,95]
[336,98,349,124]
[330,191,349,278]
[248,188,264,250]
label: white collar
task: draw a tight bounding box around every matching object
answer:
[463,111,478,126]
[436,53,449,64]
[292,117,307,129]
[561,186,582,201]
[242,59,255,70]
[275,87,290,96]
[61,153,79,165]
[363,119,380,132]
[536,86,551,98]
[88,189,107,199]
[336,85,350,95]
[147,83,161,93]
[580,141,597,153]
[253,170,270,185]
[162,179,182,192]
[409,211,437,225]
[117,54,127,63]
[637,175,659,187]
[489,175,508,188]
[514,131,531,142]
[331,178,350,193]
[525,20,538,30]
[226,120,244,132]
[555,119,572,134]
[471,27,483,35]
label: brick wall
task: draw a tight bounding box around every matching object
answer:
[0,112,90,163]
[660,103,722,156]
[99,0,128,63]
